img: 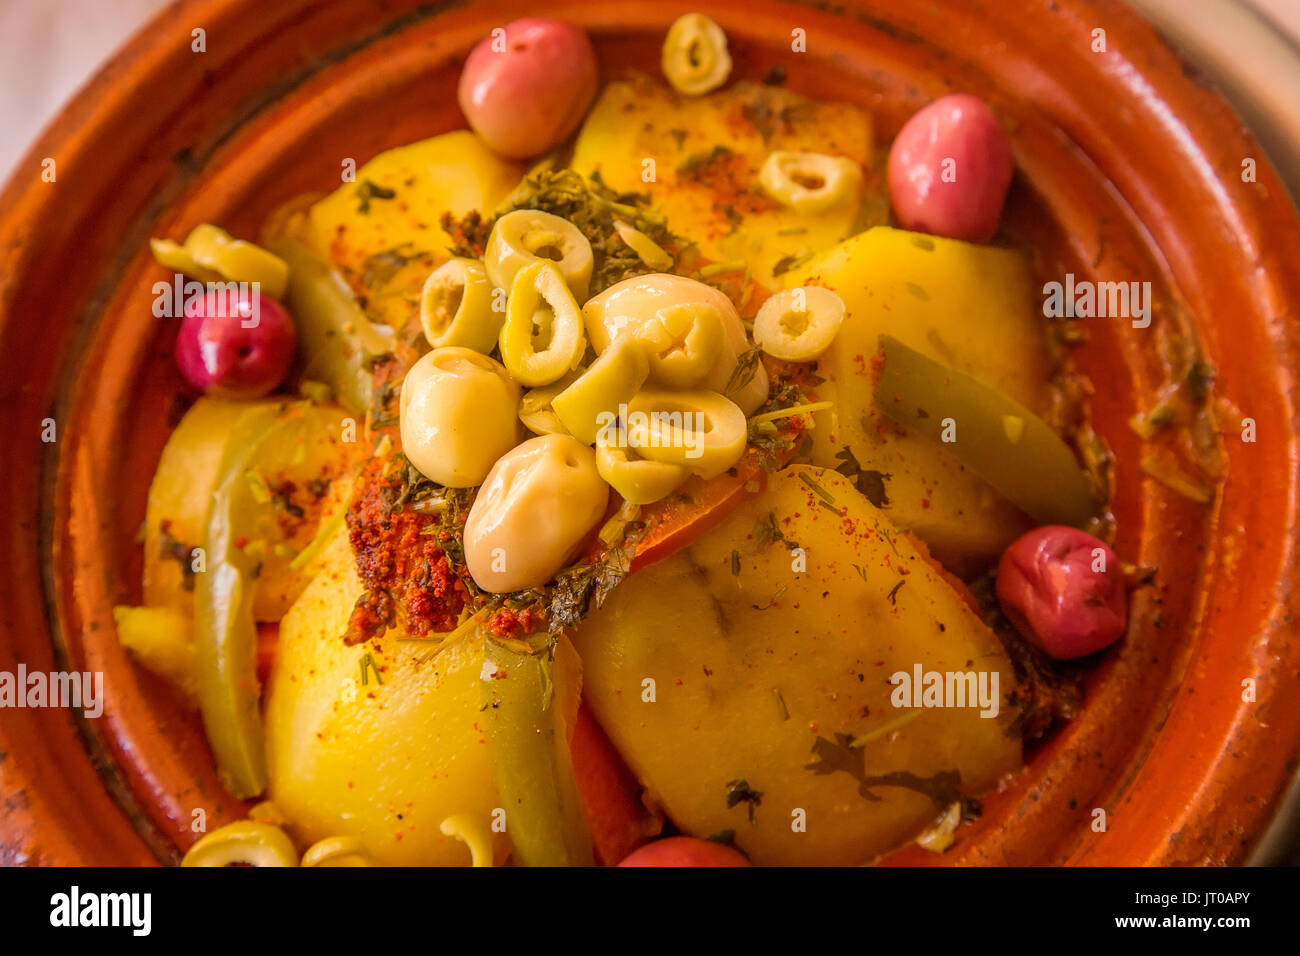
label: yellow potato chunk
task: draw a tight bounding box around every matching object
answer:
[282,131,524,331]
[571,76,871,289]
[265,529,582,866]
[784,226,1053,573]
[571,466,1021,866]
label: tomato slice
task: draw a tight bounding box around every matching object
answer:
[630,448,772,572]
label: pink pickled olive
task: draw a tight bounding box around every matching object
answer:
[458,18,598,159]
[617,836,751,867]
[176,285,296,398]
[887,93,1014,243]
[996,525,1128,660]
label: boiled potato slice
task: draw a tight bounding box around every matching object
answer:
[571,465,1021,866]
[785,226,1052,572]
[265,529,582,866]
[286,131,524,330]
[571,76,872,289]
[143,398,355,621]
[112,605,198,702]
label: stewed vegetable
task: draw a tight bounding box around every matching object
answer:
[873,334,1099,528]
[124,12,1147,869]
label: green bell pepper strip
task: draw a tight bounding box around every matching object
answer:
[194,406,288,799]
[480,638,594,867]
[873,334,1100,527]
[269,237,394,417]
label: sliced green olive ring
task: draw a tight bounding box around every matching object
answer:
[440,815,495,868]
[518,371,582,436]
[661,13,732,96]
[635,301,726,387]
[624,388,747,480]
[500,262,588,387]
[181,821,299,867]
[301,836,374,867]
[420,257,502,353]
[596,430,690,504]
[552,338,650,444]
[753,286,847,362]
[485,209,593,302]
[759,151,863,215]
[400,347,521,487]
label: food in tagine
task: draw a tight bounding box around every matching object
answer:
[114,12,1197,867]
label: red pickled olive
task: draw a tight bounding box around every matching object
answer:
[457,18,598,159]
[617,836,751,867]
[995,525,1128,660]
[176,285,296,398]
[887,93,1014,243]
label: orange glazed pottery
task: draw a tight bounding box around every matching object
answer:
[0,0,1297,865]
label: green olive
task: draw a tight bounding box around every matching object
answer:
[759,151,863,215]
[181,821,299,867]
[420,257,502,353]
[500,262,588,387]
[485,209,593,302]
[552,338,650,444]
[300,836,374,867]
[464,434,610,593]
[634,301,725,388]
[518,370,582,437]
[661,13,732,96]
[624,388,747,480]
[596,430,689,504]
[582,273,770,414]
[400,347,522,487]
[753,286,847,361]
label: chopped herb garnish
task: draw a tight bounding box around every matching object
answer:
[833,447,892,508]
[545,528,643,633]
[358,243,426,290]
[886,579,906,605]
[676,145,732,176]
[448,168,682,296]
[725,779,763,823]
[158,524,198,592]
[771,250,815,277]
[797,471,836,506]
[751,585,787,611]
[706,829,739,847]
[847,709,921,748]
[1186,360,1214,403]
[359,651,383,686]
[355,179,397,214]
[773,687,790,721]
[805,733,967,810]
[725,346,763,395]
[753,511,800,551]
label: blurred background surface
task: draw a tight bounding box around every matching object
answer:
[1,0,1297,190]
